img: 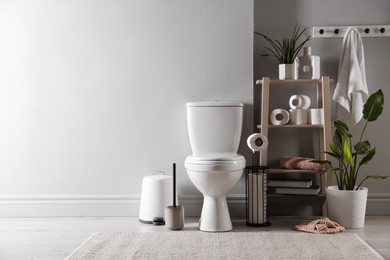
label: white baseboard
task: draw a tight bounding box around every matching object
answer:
[366,193,390,215]
[0,194,141,217]
[0,193,388,217]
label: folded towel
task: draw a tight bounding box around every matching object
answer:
[279,156,325,171]
[333,27,368,125]
[296,218,345,234]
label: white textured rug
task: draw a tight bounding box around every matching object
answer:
[66,232,384,260]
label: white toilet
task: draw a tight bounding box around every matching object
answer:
[184,101,246,232]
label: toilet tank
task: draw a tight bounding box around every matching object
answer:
[186,101,244,154]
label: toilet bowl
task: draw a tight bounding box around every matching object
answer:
[184,101,246,232]
[185,153,245,232]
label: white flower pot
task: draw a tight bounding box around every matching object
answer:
[279,64,294,80]
[326,185,368,229]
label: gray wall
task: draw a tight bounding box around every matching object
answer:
[0,0,253,216]
[0,0,388,217]
[254,0,390,214]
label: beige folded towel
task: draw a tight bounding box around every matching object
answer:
[296,218,345,234]
[280,156,325,171]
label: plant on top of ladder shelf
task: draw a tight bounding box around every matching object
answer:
[255,24,311,79]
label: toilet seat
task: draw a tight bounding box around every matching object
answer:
[185,153,246,171]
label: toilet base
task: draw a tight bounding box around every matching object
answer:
[198,196,233,232]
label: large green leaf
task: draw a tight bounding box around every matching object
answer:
[367,175,388,180]
[363,89,384,122]
[359,148,376,166]
[324,151,343,163]
[333,130,342,148]
[342,135,353,166]
[334,120,352,138]
[329,141,342,159]
[356,174,388,190]
[354,140,370,154]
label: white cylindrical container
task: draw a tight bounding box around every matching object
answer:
[279,64,294,80]
[326,186,368,229]
[139,175,176,223]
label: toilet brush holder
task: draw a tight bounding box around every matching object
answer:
[165,206,184,230]
[165,163,184,230]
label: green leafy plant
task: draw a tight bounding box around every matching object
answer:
[312,89,388,190]
[255,25,311,64]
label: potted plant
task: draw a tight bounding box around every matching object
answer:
[255,25,311,80]
[313,89,387,228]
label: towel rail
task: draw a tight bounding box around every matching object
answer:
[312,25,390,38]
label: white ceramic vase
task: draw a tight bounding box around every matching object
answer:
[326,185,368,229]
[278,64,294,80]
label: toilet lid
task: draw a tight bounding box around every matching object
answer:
[186,101,244,107]
[185,153,245,165]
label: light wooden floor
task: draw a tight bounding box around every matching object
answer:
[0,216,389,259]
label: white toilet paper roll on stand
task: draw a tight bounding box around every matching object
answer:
[270,109,290,125]
[246,133,268,153]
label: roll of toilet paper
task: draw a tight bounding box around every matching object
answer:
[289,95,311,109]
[301,95,311,109]
[309,108,324,125]
[289,95,303,109]
[247,133,268,153]
[289,109,309,125]
[270,109,290,125]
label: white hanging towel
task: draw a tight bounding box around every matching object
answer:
[333,27,369,125]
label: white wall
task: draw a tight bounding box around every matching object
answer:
[254,0,390,215]
[0,0,254,216]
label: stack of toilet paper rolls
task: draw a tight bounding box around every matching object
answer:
[289,95,310,125]
[269,95,323,125]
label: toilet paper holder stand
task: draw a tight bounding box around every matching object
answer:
[245,165,271,227]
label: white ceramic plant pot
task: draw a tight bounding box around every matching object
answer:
[326,185,368,229]
[279,64,294,80]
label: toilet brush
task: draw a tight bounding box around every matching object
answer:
[165,163,184,230]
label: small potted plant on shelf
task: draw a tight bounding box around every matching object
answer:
[255,25,311,80]
[312,89,387,228]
